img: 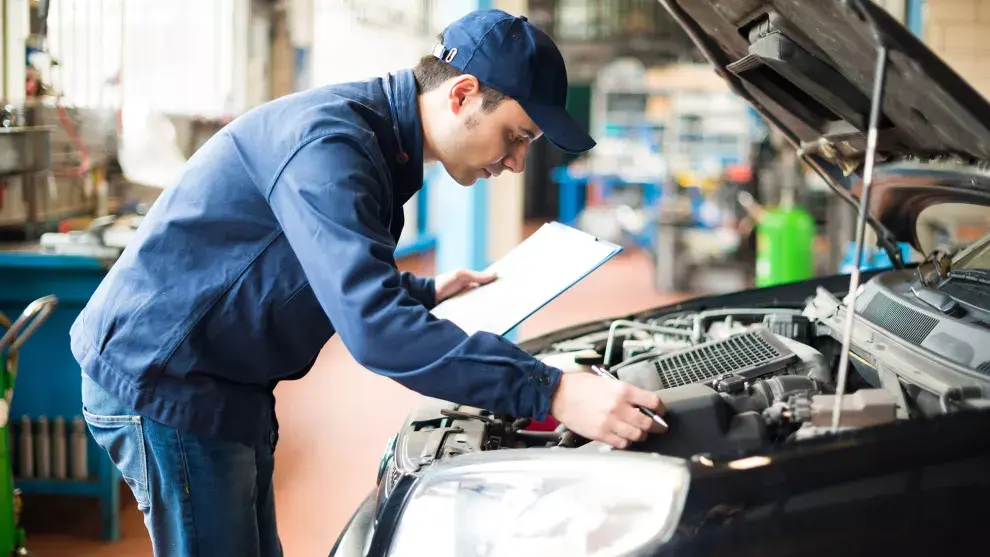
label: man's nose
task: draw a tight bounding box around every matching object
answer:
[502,143,528,174]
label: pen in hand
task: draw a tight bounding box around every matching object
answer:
[590,365,669,429]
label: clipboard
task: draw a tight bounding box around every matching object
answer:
[429,221,623,336]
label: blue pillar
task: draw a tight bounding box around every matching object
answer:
[906,0,925,37]
[434,176,489,273]
[434,0,493,275]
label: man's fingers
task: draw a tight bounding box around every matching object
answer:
[616,387,668,436]
[466,270,497,284]
[611,417,647,444]
[618,404,655,433]
[625,386,666,415]
[602,432,629,450]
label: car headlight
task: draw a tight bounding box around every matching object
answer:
[385,449,690,557]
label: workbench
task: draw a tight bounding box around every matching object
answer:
[0,247,120,542]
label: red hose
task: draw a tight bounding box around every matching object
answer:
[54,99,91,178]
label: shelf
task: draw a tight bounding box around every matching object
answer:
[15,477,104,497]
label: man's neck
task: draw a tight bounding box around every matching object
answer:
[417,93,439,164]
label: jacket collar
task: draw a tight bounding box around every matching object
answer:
[383,69,424,201]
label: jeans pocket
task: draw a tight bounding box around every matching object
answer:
[82,408,150,509]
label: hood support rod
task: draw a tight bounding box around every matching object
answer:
[833,0,891,431]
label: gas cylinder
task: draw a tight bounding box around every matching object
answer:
[754,205,815,288]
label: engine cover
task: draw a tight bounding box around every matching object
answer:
[617,326,800,392]
[628,383,769,459]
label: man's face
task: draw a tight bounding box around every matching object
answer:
[432,76,542,186]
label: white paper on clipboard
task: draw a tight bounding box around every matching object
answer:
[429,222,622,336]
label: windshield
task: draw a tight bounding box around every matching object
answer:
[916,203,990,256]
[952,232,990,270]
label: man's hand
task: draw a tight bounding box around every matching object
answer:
[550,372,667,449]
[434,269,497,304]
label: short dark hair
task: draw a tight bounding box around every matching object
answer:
[412,34,508,112]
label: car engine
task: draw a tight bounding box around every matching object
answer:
[382,270,990,493]
[527,301,865,459]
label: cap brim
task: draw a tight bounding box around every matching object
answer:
[519,101,596,154]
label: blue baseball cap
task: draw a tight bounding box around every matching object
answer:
[432,9,596,154]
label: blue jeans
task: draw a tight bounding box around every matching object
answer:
[81,373,283,556]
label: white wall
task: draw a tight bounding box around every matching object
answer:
[119,0,248,118]
[2,0,30,103]
[310,0,437,86]
[42,0,124,109]
[925,0,990,99]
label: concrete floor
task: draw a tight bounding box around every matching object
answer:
[21,228,693,556]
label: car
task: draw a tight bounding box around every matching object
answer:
[329,1,990,556]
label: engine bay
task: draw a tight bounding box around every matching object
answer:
[385,269,990,489]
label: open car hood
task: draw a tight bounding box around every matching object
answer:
[658,0,990,256]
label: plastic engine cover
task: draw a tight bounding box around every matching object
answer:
[629,383,769,459]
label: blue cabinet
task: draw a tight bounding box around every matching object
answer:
[0,252,121,542]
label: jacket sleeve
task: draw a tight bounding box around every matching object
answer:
[398,272,436,310]
[266,134,562,420]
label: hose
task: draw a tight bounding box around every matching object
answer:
[54,98,92,178]
[939,391,952,414]
[514,430,562,442]
[938,386,984,414]
[609,350,661,372]
[604,320,692,367]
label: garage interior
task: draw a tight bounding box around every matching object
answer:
[2,0,990,555]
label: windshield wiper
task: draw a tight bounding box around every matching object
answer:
[947,269,990,286]
[910,283,964,316]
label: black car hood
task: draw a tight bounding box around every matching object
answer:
[658,0,990,254]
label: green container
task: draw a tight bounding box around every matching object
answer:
[755,206,816,287]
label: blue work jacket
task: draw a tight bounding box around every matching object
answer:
[70,69,563,446]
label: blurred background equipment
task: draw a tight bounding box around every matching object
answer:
[551,57,756,293]
[1,0,118,242]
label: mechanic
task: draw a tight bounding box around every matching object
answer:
[72,9,666,556]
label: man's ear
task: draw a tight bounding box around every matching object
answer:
[447,75,481,115]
